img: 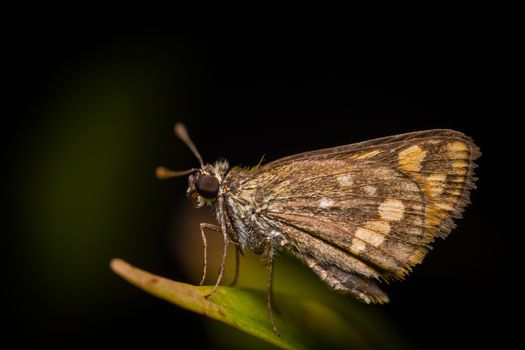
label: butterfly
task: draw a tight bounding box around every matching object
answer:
[157,123,480,335]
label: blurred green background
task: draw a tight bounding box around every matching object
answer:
[4,14,521,349]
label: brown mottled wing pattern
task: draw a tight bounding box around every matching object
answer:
[250,129,480,303]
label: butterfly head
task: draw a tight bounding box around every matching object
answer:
[156,123,226,208]
[186,165,221,207]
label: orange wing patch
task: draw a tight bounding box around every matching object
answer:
[397,139,477,239]
[398,145,427,172]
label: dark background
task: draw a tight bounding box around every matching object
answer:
[4,14,520,349]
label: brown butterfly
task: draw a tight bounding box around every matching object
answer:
[157,123,480,335]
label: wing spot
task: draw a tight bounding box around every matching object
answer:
[378,199,405,222]
[352,149,382,159]
[435,202,454,211]
[351,238,367,251]
[427,173,447,197]
[398,145,427,172]
[447,141,468,153]
[319,197,334,208]
[365,220,390,235]
[365,220,391,234]
[452,160,468,175]
[337,174,353,186]
[355,228,385,247]
[364,185,377,196]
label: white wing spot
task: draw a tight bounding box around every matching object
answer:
[351,238,366,252]
[363,185,377,196]
[319,197,334,208]
[378,199,405,221]
[337,174,353,186]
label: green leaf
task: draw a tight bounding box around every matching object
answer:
[110,259,408,350]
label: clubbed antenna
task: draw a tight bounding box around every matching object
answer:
[155,166,198,180]
[174,123,204,167]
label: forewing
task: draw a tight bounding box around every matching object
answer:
[254,129,480,281]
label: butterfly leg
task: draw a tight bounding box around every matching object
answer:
[199,223,221,286]
[266,241,280,336]
[204,226,230,298]
[229,247,241,286]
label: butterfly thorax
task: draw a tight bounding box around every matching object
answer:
[217,166,286,254]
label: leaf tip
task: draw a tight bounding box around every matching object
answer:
[110,258,129,276]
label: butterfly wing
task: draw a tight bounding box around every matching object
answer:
[246,129,479,303]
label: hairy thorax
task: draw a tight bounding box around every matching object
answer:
[218,166,286,254]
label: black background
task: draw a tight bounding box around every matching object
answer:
[4,13,520,349]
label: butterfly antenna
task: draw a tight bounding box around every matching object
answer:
[174,123,204,167]
[156,167,199,180]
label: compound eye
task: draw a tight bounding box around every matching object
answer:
[196,175,219,199]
